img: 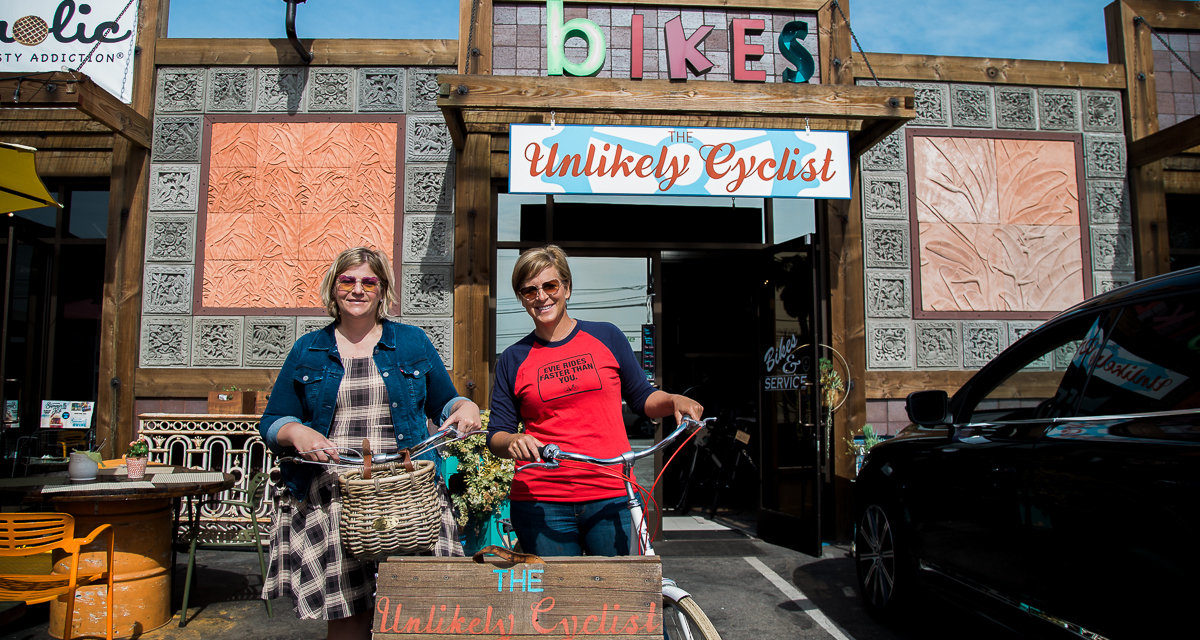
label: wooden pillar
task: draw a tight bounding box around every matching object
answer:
[95,0,163,458]
[453,133,494,406]
[819,0,854,85]
[458,0,493,75]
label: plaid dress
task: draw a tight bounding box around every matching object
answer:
[262,356,463,620]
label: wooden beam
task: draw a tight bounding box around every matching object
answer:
[819,0,854,86]
[1120,0,1200,30]
[452,133,494,406]
[459,0,492,75]
[0,73,151,148]
[1164,169,1200,193]
[502,0,829,8]
[857,53,1126,89]
[863,371,974,399]
[1129,115,1200,166]
[35,152,112,178]
[135,369,280,397]
[154,38,458,66]
[850,116,904,159]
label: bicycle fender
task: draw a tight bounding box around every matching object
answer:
[661,578,692,602]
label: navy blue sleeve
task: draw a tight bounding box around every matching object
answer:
[487,344,525,440]
[586,321,658,416]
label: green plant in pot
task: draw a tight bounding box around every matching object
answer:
[125,435,151,479]
[442,410,516,551]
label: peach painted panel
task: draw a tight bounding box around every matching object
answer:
[914,134,1085,314]
[203,121,398,309]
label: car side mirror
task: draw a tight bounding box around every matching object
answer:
[906,390,950,426]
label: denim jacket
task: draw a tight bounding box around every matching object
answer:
[259,319,466,501]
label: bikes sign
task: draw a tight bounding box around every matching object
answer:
[762,334,808,392]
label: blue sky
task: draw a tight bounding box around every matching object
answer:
[168,0,1113,63]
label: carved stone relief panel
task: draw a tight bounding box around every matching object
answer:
[866,270,911,318]
[257,68,308,112]
[950,84,993,128]
[1037,88,1081,131]
[861,129,905,172]
[408,317,453,368]
[207,68,254,112]
[152,116,203,162]
[915,321,961,368]
[192,316,244,367]
[863,173,907,219]
[407,68,453,112]
[864,222,910,269]
[155,68,204,113]
[1094,273,1134,295]
[1091,228,1135,271]
[1008,321,1050,369]
[359,68,405,112]
[867,320,913,369]
[995,86,1037,130]
[145,214,196,263]
[308,68,355,112]
[1086,179,1130,225]
[143,264,194,314]
[400,265,453,317]
[403,214,454,264]
[910,83,950,126]
[1082,90,1123,133]
[1084,134,1127,178]
[243,317,296,367]
[406,116,455,162]
[962,321,1006,368]
[141,317,191,367]
[405,163,454,212]
[298,316,331,337]
[148,164,200,212]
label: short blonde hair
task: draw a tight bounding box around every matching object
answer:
[320,246,397,321]
[511,244,572,296]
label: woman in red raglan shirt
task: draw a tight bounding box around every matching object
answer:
[487,245,703,555]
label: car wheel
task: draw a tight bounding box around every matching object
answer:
[854,502,914,617]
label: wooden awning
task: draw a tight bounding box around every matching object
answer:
[437,74,915,170]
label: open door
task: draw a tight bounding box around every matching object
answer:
[756,235,824,556]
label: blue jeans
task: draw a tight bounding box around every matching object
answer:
[509,496,631,556]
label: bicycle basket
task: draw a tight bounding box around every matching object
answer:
[337,455,440,560]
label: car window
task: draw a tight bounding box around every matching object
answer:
[1074,297,1200,416]
[961,314,1104,424]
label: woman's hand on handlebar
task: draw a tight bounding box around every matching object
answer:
[441,398,483,436]
[277,422,339,463]
[493,432,546,462]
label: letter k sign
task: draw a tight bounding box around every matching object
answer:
[664,16,714,79]
[546,0,607,76]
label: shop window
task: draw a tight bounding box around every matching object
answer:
[1166,193,1200,271]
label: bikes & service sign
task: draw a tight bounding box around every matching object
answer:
[0,1,139,103]
[510,124,850,199]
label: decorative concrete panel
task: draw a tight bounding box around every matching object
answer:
[148,163,200,212]
[1086,179,1130,225]
[864,222,910,269]
[141,316,191,367]
[298,316,331,336]
[307,68,355,112]
[243,317,296,367]
[145,214,196,263]
[192,316,244,367]
[1094,272,1134,295]
[911,83,950,126]
[866,270,911,318]
[143,264,194,314]
[1053,340,1082,370]
[861,129,905,172]
[359,68,405,112]
[152,116,203,162]
[404,163,454,212]
[1038,88,1081,131]
[962,321,1006,368]
[995,86,1037,130]
[867,320,913,369]
[1092,228,1135,271]
[950,84,993,128]
[915,321,961,368]
[400,265,453,317]
[1084,133,1126,178]
[863,173,907,219]
[1008,321,1050,369]
[408,68,453,112]
[408,317,453,368]
[406,115,454,162]
[257,68,308,112]
[403,214,454,264]
[1082,90,1123,133]
[207,67,254,112]
[156,68,205,113]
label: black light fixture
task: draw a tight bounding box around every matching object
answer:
[283,0,313,64]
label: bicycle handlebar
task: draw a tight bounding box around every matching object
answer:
[277,427,466,468]
[519,417,716,472]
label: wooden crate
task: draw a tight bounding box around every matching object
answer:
[375,556,662,638]
[253,391,270,415]
[206,391,257,415]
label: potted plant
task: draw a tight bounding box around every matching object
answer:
[441,411,516,553]
[847,424,883,477]
[67,449,101,482]
[125,435,151,479]
[207,385,258,414]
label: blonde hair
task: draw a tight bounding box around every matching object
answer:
[320,246,397,321]
[511,244,572,296]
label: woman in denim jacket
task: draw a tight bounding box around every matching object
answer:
[259,246,480,640]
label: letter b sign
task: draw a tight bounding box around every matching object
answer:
[547,0,606,76]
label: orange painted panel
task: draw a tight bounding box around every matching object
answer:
[912,136,998,224]
[995,139,1079,226]
[202,121,398,310]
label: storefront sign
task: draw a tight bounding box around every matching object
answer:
[761,334,809,392]
[510,124,850,199]
[0,0,139,103]
[39,400,95,429]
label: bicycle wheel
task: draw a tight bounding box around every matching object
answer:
[662,592,722,640]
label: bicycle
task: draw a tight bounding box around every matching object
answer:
[670,418,758,518]
[518,416,724,640]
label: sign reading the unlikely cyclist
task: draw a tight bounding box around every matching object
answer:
[375,556,663,638]
[509,124,850,199]
[0,0,139,103]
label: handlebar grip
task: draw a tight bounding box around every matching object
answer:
[538,443,560,461]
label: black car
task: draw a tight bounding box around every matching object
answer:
[854,266,1200,639]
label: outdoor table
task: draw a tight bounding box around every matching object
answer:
[0,466,235,638]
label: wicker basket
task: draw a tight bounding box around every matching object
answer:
[338,455,440,560]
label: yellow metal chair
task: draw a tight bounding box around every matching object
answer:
[0,512,115,640]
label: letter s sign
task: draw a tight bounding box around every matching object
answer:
[778,21,815,83]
